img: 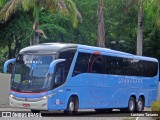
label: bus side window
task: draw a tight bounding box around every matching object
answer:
[59,50,76,79]
[90,55,105,74]
[106,56,123,75]
[54,63,65,86]
[72,52,90,76]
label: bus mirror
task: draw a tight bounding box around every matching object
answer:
[49,59,66,74]
[3,58,16,73]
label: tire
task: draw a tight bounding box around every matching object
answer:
[31,109,40,113]
[128,97,136,112]
[136,97,144,112]
[64,97,78,115]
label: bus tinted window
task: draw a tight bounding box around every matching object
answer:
[73,52,158,77]
[72,53,90,76]
[89,54,105,74]
[59,50,76,80]
[105,56,158,77]
[106,56,124,75]
[73,53,105,76]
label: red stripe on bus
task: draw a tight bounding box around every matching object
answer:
[93,51,101,55]
[11,90,47,94]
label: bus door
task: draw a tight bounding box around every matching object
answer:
[48,62,66,110]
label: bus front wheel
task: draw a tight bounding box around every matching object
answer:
[64,97,78,115]
[128,97,136,112]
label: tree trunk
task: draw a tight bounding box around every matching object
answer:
[33,1,40,45]
[7,44,12,59]
[34,21,39,45]
[136,0,143,56]
[97,0,105,48]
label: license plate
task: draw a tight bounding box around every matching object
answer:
[23,104,30,107]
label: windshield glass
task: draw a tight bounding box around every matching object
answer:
[11,54,55,92]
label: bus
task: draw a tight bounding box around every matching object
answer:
[4,43,159,114]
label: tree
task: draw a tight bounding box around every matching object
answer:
[0,0,81,45]
[39,11,76,43]
[136,0,143,56]
[0,10,33,59]
[72,0,99,46]
[125,0,143,56]
[97,0,105,47]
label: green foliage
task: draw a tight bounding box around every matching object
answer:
[0,0,81,27]
[73,0,99,45]
[22,0,34,11]
[0,10,33,72]
[151,100,160,111]
[39,11,75,43]
[1,0,160,72]
[0,0,6,7]
[0,0,81,45]
[151,100,160,119]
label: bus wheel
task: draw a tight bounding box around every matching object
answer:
[136,97,144,112]
[65,97,78,115]
[128,97,136,112]
[31,109,40,113]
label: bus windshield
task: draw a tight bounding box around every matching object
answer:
[11,54,55,92]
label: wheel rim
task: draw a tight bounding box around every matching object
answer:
[138,100,143,111]
[69,101,74,112]
[129,100,134,111]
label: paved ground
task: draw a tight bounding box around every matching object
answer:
[0,106,155,120]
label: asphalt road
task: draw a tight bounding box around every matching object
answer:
[0,104,155,120]
[0,108,154,120]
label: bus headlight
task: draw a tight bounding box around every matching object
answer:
[10,94,15,99]
[41,93,56,100]
[10,94,13,98]
[42,96,47,100]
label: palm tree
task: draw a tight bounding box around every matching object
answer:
[0,0,82,45]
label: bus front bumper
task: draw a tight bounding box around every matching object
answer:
[9,95,48,110]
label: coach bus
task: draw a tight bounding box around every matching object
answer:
[4,43,159,114]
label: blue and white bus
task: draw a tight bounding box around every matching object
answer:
[4,43,159,114]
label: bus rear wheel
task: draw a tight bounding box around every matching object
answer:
[128,97,136,112]
[64,97,78,115]
[136,97,144,112]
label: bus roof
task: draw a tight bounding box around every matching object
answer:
[19,43,78,54]
[19,43,158,62]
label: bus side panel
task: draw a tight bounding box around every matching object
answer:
[67,74,129,109]
[67,74,159,109]
[47,88,66,111]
